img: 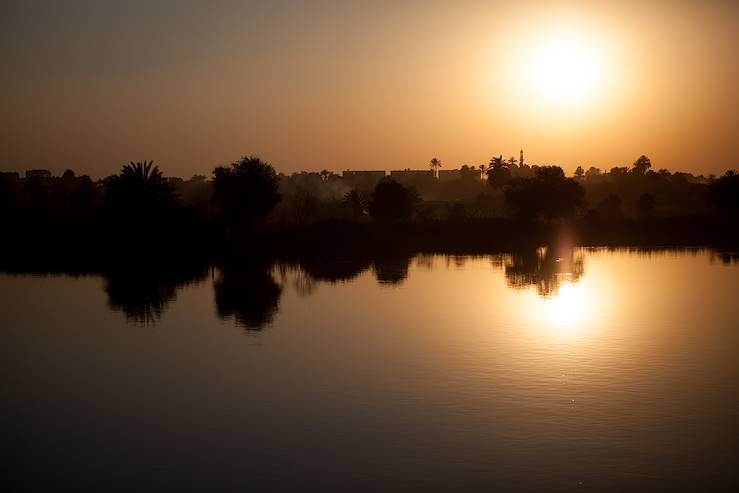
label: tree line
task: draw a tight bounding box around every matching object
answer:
[0,154,737,260]
[2,154,737,223]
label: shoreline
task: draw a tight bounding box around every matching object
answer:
[1,216,737,272]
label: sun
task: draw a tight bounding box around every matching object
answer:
[523,33,604,107]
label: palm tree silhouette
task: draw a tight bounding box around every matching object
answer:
[489,155,505,169]
[429,158,442,178]
[486,155,511,188]
[103,160,175,212]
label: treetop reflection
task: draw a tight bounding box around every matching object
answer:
[503,245,585,298]
[3,247,733,330]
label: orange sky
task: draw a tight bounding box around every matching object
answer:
[1,0,737,178]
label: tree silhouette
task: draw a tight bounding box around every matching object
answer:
[504,166,584,220]
[708,170,739,214]
[487,155,511,188]
[212,156,280,227]
[632,155,652,175]
[103,161,175,213]
[369,177,419,221]
[585,166,602,180]
[574,166,584,179]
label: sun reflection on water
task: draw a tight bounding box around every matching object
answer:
[546,282,588,330]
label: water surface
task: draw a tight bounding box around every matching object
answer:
[2,249,738,491]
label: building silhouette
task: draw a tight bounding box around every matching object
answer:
[25,169,52,179]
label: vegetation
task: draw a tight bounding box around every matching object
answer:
[212,156,280,228]
[368,177,419,221]
[504,166,584,221]
[708,170,739,214]
[103,161,175,214]
[487,155,512,188]
[1,153,737,264]
[342,189,367,218]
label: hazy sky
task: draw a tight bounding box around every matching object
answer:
[1,0,737,178]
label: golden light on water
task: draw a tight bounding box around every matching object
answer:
[546,282,588,330]
[491,245,604,338]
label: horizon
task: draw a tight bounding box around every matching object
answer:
[2,0,738,178]
[0,151,730,181]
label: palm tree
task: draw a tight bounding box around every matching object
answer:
[487,155,511,188]
[488,155,505,170]
[429,158,442,178]
[103,160,175,212]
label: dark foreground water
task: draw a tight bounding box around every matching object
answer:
[2,248,738,492]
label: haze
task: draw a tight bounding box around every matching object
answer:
[1,0,737,178]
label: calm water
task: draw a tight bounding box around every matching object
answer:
[2,249,739,492]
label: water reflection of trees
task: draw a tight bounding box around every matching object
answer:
[504,246,584,297]
[294,258,372,284]
[373,256,411,285]
[281,258,373,297]
[710,250,739,265]
[213,261,283,331]
[104,261,208,325]
[289,255,412,287]
[7,247,738,330]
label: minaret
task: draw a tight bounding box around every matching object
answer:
[519,149,525,168]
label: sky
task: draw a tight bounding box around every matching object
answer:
[1,0,737,178]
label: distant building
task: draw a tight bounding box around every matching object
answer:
[25,169,52,179]
[342,170,386,180]
[438,168,482,182]
[389,169,434,187]
[438,169,460,181]
[342,170,386,190]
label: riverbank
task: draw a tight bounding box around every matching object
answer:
[1,215,737,270]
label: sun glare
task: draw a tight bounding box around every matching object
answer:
[548,282,587,329]
[545,283,592,332]
[523,33,605,107]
